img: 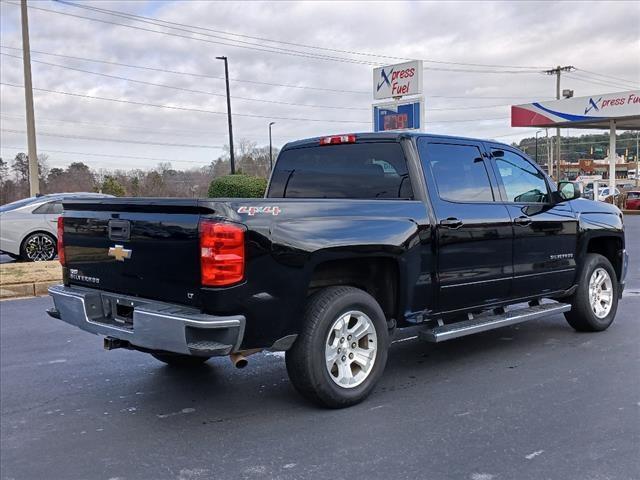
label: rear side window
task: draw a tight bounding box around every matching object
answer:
[33,201,63,214]
[267,143,413,199]
[424,143,494,202]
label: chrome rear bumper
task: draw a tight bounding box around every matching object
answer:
[48,284,245,356]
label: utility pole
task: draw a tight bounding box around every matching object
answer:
[216,56,235,174]
[20,0,39,196]
[543,65,574,181]
[268,122,275,171]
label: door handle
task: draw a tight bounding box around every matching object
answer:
[513,216,532,226]
[440,217,463,229]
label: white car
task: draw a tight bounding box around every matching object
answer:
[596,187,621,202]
[0,193,112,261]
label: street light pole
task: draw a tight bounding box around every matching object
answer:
[268,122,275,171]
[535,130,543,164]
[216,56,235,174]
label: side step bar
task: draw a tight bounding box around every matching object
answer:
[419,302,571,343]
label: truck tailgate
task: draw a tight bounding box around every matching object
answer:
[61,198,213,307]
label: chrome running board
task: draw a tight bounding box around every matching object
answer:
[419,302,571,343]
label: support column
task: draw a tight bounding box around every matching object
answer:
[547,130,553,179]
[609,120,616,192]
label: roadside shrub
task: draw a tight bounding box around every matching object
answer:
[208,174,267,198]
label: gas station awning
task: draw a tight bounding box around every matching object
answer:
[511,90,640,130]
[511,90,639,189]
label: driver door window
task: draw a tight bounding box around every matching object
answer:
[493,150,549,203]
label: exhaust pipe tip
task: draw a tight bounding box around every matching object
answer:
[230,353,248,369]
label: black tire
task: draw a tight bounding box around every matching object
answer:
[564,253,619,332]
[20,232,57,262]
[151,352,211,367]
[285,286,389,408]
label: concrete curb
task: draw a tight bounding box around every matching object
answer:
[623,210,640,215]
[0,281,60,300]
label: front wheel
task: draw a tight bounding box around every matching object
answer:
[564,253,619,332]
[150,352,210,367]
[285,286,389,408]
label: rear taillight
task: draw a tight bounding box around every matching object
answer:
[57,216,66,266]
[319,134,356,145]
[199,220,245,287]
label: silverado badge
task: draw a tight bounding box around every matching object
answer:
[108,244,132,262]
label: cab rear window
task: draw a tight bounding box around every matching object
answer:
[267,143,413,199]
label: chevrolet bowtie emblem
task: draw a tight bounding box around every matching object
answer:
[108,244,132,262]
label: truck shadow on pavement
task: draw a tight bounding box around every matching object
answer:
[111,314,599,421]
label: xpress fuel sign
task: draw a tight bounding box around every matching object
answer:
[373,60,423,100]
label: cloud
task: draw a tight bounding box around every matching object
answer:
[0,0,638,170]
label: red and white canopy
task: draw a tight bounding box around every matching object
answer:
[512,90,640,130]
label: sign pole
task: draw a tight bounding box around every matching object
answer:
[609,120,616,193]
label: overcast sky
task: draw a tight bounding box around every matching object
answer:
[1,0,639,171]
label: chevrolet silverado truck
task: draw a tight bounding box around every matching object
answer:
[48,133,628,408]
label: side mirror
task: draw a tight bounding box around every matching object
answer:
[557,181,581,202]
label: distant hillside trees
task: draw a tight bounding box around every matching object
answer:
[0,139,279,205]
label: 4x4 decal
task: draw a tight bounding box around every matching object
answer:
[237,206,281,216]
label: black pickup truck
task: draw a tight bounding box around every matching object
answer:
[49,132,628,408]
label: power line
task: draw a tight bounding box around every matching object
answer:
[0,82,370,124]
[0,45,369,95]
[575,68,640,88]
[0,144,213,165]
[1,128,223,148]
[0,45,554,100]
[7,1,549,74]
[0,52,370,111]
[0,52,520,113]
[4,1,380,67]
[0,113,260,139]
[570,71,638,90]
[427,116,510,124]
[6,0,633,94]
[54,0,549,70]
[0,83,513,125]
[565,72,636,91]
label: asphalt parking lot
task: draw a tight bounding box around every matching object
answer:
[0,254,15,264]
[1,219,639,480]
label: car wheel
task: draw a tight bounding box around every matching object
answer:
[150,352,211,367]
[20,232,57,262]
[564,253,619,332]
[285,286,389,408]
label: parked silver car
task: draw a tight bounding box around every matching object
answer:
[0,193,113,261]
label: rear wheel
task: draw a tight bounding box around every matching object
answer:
[20,232,57,262]
[151,352,210,367]
[285,286,389,408]
[565,253,619,332]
